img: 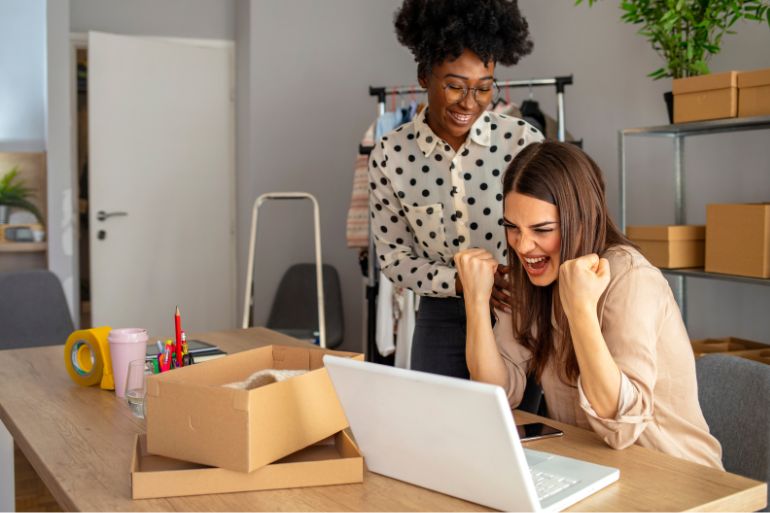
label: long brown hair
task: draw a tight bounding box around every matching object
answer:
[502,141,633,384]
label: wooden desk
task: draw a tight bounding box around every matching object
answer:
[0,328,766,511]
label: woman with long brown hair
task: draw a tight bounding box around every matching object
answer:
[455,141,723,468]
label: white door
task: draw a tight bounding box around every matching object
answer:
[88,31,235,338]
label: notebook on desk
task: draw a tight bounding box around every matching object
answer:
[323,356,619,512]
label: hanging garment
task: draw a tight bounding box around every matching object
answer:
[346,123,374,249]
[394,290,416,369]
[347,108,419,248]
[519,99,547,134]
[375,274,396,357]
[493,101,576,142]
[376,273,416,364]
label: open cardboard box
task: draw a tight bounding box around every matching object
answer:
[131,431,363,499]
[626,225,705,269]
[691,337,768,357]
[146,344,363,473]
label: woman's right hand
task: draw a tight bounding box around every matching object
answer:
[454,249,498,306]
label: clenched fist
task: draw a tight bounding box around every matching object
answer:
[454,249,499,307]
[558,253,610,319]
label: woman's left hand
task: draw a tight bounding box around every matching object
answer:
[558,254,611,319]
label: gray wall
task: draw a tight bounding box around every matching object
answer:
[239,0,416,352]
[0,0,46,151]
[70,0,234,39]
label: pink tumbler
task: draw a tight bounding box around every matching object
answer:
[108,328,149,398]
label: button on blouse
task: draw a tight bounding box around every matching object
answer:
[368,109,544,296]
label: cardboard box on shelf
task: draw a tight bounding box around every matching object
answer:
[729,348,770,366]
[146,344,363,473]
[673,71,738,123]
[691,337,768,358]
[738,67,770,118]
[131,431,363,499]
[705,203,770,279]
[626,225,705,269]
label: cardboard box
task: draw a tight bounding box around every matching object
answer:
[691,337,768,357]
[146,344,363,473]
[626,225,705,269]
[738,68,770,118]
[131,431,363,499]
[673,71,737,123]
[706,203,770,278]
[730,348,770,366]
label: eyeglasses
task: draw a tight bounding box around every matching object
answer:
[439,79,498,105]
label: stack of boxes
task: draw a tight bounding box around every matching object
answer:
[626,213,770,366]
[131,344,365,499]
[673,67,770,123]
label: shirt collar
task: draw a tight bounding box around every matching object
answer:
[413,109,492,157]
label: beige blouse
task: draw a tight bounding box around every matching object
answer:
[493,245,724,469]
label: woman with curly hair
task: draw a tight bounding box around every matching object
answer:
[454,141,723,468]
[368,0,543,378]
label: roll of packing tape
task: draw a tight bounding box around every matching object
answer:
[64,327,115,390]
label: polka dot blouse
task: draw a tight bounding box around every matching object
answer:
[368,109,544,297]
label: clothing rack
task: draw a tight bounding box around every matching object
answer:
[361,75,574,363]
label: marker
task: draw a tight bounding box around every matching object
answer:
[175,306,183,367]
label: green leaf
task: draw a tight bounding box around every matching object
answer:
[0,197,44,225]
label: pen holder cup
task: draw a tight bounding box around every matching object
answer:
[108,328,149,398]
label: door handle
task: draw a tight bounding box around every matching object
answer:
[97,210,128,222]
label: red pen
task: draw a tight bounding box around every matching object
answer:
[175,306,183,367]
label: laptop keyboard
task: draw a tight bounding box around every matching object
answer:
[530,469,579,500]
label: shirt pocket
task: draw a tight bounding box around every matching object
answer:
[404,203,450,261]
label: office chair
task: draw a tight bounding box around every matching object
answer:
[0,269,74,349]
[266,263,344,349]
[696,354,770,512]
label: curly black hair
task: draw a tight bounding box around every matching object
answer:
[394,0,533,77]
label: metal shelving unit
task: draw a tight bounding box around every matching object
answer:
[618,115,770,323]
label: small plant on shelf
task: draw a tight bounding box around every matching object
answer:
[0,166,44,224]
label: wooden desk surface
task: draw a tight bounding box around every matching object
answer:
[0,327,765,512]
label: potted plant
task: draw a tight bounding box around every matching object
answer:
[0,166,44,225]
[576,0,770,120]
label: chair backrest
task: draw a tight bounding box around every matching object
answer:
[696,354,770,511]
[0,270,75,349]
[266,264,344,349]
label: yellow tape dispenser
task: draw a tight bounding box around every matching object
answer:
[64,327,115,390]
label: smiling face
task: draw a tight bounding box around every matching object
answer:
[503,191,562,287]
[418,49,495,151]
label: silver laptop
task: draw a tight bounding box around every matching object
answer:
[323,355,619,512]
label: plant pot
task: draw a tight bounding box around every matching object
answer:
[663,91,674,124]
[0,205,9,224]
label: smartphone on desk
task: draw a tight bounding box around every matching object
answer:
[517,422,564,442]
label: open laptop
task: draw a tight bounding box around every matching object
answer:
[323,355,619,512]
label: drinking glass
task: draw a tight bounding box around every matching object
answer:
[125,359,153,419]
